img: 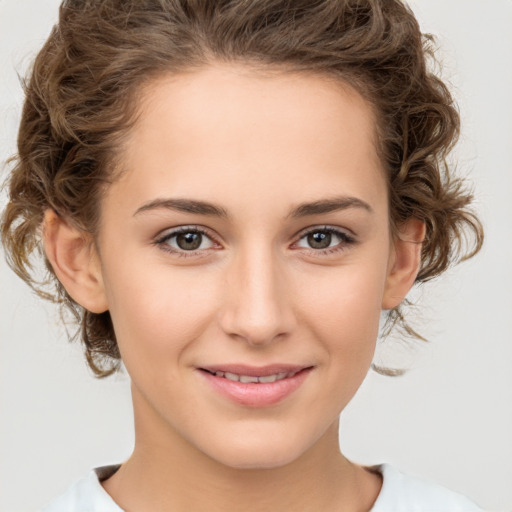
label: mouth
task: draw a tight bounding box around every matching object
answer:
[200,367,305,383]
[197,365,314,407]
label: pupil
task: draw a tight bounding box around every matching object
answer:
[308,231,331,249]
[177,232,202,250]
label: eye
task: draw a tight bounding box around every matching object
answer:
[295,226,356,254]
[154,225,355,259]
[155,227,217,257]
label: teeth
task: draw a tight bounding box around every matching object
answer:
[209,369,300,383]
[258,374,278,383]
[239,375,259,383]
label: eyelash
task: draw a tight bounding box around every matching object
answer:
[153,225,356,259]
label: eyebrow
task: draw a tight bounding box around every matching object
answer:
[133,195,373,219]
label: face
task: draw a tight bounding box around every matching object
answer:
[88,65,404,469]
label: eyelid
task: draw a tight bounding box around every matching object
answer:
[154,224,221,242]
[294,224,356,241]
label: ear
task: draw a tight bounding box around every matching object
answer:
[382,218,425,310]
[43,209,108,313]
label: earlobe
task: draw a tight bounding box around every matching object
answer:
[382,218,425,310]
[43,209,108,313]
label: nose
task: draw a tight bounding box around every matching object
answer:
[218,244,297,347]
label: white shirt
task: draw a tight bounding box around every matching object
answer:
[40,463,482,512]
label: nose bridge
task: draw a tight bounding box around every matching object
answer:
[219,240,295,345]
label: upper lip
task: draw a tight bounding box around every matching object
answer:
[199,364,312,377]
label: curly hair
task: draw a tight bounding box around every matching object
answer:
[1,0,483,377]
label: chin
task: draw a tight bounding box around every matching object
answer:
[200,429,315,470]
[214,449,302,471]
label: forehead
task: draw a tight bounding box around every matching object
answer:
[112,64,387,217]
[130,64,380,156]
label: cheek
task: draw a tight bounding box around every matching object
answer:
[300,262,386,342]
[298,259,387,391]
[102,258,220,366]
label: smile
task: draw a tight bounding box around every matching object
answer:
[202,369,301,383]
[198,365,314,407]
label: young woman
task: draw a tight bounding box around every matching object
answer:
[1,1,485,510]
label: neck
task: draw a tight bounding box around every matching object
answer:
[102,388,381,512]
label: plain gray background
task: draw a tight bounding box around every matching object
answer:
[1,1,511,511]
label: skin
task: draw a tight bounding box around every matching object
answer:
[43,64,424,512]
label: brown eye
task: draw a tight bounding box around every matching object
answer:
[296,227,355,254]
[156,227,216,255]
[307,231,332,249]
[176,232,203,250]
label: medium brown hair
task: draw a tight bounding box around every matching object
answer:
[1,0,483,377]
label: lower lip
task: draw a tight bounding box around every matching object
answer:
[199,368,313,407]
